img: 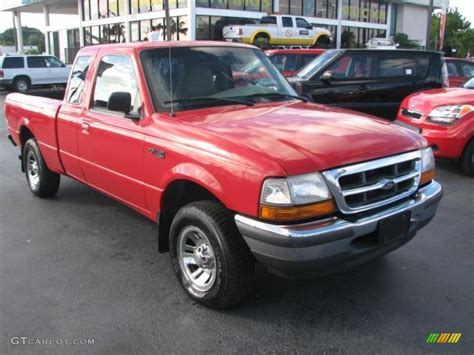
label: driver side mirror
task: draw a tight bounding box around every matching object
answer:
[108,92,139,119]
[320,71,333,83]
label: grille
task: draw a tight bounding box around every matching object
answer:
[402,109,422,119]
[322,151,421,214]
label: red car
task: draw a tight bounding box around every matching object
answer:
[5,42,442,308]
[397,88,474,176]
[445,57,474,87]
[266,48,325,77]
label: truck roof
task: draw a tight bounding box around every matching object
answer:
[77,40,258,55]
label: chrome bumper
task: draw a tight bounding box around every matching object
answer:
[235,181,443,278]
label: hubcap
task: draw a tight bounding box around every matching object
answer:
[17,81,27,92]
[27,150,40,191]
[178,226,217,296]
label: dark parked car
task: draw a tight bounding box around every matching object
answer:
[290,49,447,120]
[266,48,325,77]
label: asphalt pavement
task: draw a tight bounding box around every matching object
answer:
[0,92,472,354]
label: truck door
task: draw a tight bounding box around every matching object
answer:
[295,18,314,46]
[279,17,295,45]
[44,56,70,84]
[57,54,95,181]
[77,54,147,211]
[26,56,49,85]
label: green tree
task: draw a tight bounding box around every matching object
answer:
[0,26,45,53]
[394,33,419,49]
[429,7,474,57]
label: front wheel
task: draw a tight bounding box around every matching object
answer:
[461,140,474,177]
[13,77,30,93]
[23,138,60,197]
[170,201,254,309]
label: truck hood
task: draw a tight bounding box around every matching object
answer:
[404,88,474,112]
[176,102,425,175]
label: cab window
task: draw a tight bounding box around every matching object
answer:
[1,57,24,69]
[45,56,64,68]
[296,18,310,28]
[260,16,277,25]
[92,55,141,116]
[324,54,372,79]
[460,62,474,77]
[376,55,430,77]
[27,56,48,68]
[446,61,459,76]
[66,56,91,104]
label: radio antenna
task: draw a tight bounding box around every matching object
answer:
[168,44,176,118]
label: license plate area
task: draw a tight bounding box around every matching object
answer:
[377,211,411,244]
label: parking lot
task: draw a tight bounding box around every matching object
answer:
[0,91,472,354]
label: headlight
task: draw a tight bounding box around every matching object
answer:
[428,104,473,124]
[260,173,335,221]
[420,147,436,185]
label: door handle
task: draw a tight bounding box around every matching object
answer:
[81,121,90,134]
[360,84,369,93]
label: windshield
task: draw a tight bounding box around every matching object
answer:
[295,50,340,79]
[141,46,296,112]
[464,77,474,89]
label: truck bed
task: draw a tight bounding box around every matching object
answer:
[5,93,64,174]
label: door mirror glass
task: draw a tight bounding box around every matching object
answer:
[320,71,333,83]
[108,92,131,114]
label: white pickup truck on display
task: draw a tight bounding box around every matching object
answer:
[223,15,331,48]
[0,54,70,93]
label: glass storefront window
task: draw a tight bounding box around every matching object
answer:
[279,0,289,15]
[130,0,140,14]
[379,3,387,24]
[290,0,302,15]
[83,0,91,20]
[99,0,108,18]
[341,0,350,20]
[327,0,337,19]
[197,16,210,40]
[131,21,140,42]
[229,0,244,10]
[261,0,271,12]
[151,0,163,11]
[90,0,99,20]
[303,0,314,17]
[210,0,226,9]
[117,0,125,16]
[246,0,260,11]
[197,0,210,6]
[178,0,187,8]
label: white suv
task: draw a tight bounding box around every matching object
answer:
[0,54,71,93]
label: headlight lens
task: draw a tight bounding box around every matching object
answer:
[420,147,435,173]
[428,104,473,124]
[288,173,332,205]
[260,179,292,205]
[261,173,331,206]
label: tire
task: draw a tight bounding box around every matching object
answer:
[170,201,254,309]
[253,34,270,49]
[314,36,330,48]
[13,76,30,93]
[23,138,60,198]
[461,140,474,177]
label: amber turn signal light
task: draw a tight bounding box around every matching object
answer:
[420,169,436,185]
[259,199,337,222]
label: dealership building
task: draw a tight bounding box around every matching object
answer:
[1,0,448,63]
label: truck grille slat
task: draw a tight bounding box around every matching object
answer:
[323,151,422,214]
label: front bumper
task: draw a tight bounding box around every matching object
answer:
[235,181,443,278]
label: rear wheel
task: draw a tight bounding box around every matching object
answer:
[170,201,254,309]
[13,77,30,93]
[314,36,330,48]
[461,140,474,177]
[253,34,270,49]
[23,138,60,197]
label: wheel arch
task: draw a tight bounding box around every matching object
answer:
[157,178,224,253]
[19,125,35,172]
[13,75,31,86]
[312,33,331,47]
[250,30,272,44]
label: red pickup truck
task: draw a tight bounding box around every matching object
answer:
[5,41,442,309]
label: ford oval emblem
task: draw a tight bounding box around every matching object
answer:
[381,178,396,190]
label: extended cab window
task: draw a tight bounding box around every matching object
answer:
[27,56,48,68]
[260,16,277,25]
[282,17,293,27]
[66,56,91,104]
[446,61,459,76]
[92,55,141,116]
[460,62,474,77]
[2,57,24,69]
[45,56,64,68]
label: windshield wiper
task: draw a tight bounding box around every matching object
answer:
[164,97,254,106]
[243,93,308,102]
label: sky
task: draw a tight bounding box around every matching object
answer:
[0,0,473,33]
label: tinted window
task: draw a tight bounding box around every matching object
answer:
[2,57,24,69]
[282,17,293,27]
[459,62,474,77]
[301,54,319,67]
[27,57,47,68]
[270,54,286,71]
[260,16,277,25]
[296,18,310,28]
[325,53,373,79]
[66,56,91,104]
[284,54,298,71]
[376,55,430,78]
[296,50,339,79]
[92,55,141,115]
[446,61,459,76]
